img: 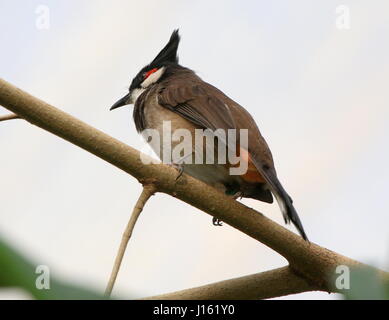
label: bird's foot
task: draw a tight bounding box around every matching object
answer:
[212,217,223,226]
[171,152,193,181]
[170,163,184,181]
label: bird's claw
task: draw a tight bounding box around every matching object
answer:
[212,217,223,226]
[171,153,193,181]
[169,163,184,181]
[175,165,184,181]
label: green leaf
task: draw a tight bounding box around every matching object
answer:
[337,266,389,300]
[0,235,107,299]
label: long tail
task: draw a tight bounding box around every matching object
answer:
[272,183,308,241]
[254,162,308,240]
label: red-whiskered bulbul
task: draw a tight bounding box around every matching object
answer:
[110,30,308,240]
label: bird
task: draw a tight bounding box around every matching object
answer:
[110,30,308,240]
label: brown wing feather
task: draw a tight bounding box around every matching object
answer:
[158,74,275,169]
[159,82,235,130]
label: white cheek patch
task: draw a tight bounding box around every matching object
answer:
[129,88,146,104]
[141,67,165,88]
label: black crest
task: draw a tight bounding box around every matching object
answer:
[150,29,180,66]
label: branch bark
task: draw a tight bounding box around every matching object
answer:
[144,266,319,300]
[1,78,387,299]
[0,113,20,122]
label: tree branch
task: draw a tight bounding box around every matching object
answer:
[0,113,20,122]
[1,78,388,299]
[143,266,319,300]
[105,184,156,297]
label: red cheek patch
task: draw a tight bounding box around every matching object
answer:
[144,68,158,79]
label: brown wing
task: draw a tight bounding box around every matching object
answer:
[158,75,308,240]
[158,81,235,131]
[158,76,275,170]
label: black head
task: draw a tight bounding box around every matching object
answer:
[110,30,181,110]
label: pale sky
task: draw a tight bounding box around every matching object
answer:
[1,0,388,299]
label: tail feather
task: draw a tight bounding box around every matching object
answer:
[250,157,308,240]
[274,188,308,241]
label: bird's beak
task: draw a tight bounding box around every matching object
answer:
[110,93,131,111]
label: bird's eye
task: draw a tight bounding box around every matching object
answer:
[144,68,158,79]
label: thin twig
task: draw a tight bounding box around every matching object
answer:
[105,184,156,297]
[0,113,20,122]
